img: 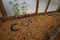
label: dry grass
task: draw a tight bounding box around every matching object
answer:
[0,12,60,40]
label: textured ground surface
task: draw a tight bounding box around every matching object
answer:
[0,11,60,40]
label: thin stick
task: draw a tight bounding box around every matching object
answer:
[45,0,51,12]
[35,0,39,14]
[0,0,7,17]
